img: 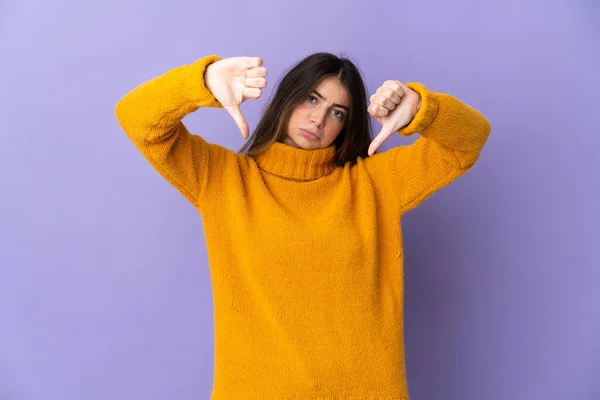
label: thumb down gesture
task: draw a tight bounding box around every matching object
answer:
[204,56,268,139]
[367,80,422,156]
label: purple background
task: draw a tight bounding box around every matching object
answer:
[1,0,599,399]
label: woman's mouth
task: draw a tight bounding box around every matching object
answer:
[300,128,320,140]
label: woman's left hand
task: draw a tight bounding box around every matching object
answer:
[367,80,422,156]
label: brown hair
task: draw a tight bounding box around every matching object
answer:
[239,52,374,166]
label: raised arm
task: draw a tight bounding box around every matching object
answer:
[115,55,267,209]
[365,82,492,213]
[115,55,224,207]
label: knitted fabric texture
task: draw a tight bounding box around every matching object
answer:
[115,55,491,400]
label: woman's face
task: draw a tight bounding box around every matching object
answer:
[281,76,350,150]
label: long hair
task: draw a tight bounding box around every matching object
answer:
[239,52,373,166]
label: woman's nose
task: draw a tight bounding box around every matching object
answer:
[311,108,326,127]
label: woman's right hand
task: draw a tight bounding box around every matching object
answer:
[203,56,268,139]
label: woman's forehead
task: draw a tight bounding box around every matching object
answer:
[312,77,351,107]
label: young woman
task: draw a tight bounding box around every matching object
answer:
[115,53,491,399]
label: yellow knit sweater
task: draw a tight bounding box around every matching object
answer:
[115,55,491,399]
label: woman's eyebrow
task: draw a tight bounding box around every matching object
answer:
[312,90,349,111]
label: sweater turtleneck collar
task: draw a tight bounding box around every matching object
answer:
[252,141,337,181]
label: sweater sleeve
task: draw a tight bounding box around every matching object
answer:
[367,83,492,213]
[115,54,229,208]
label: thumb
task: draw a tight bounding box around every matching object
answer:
[225,104,249,139]
[368,123,395,156]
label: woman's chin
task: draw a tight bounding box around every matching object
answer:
[282,135,323,150]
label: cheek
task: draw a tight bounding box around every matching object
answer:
[286,110,298,126]
[325,121,345,139]
[294,103,311,115]
[288,105,309,124]
[329,116,346,130]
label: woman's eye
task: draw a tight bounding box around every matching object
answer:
[332,110,344,119]
[307,95,316,103]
